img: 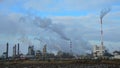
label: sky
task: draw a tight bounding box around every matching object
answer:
[0,0,120,56]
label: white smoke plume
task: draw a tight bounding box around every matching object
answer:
[100,8,111,19]
[34,16,70,40]
[0,13,92,55]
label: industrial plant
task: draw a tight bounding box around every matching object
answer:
[0,41,120,68]
[0,42,75,61]
[0,7,120,68]
[0,41,120,60]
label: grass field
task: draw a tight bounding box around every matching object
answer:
[0,59,120,68]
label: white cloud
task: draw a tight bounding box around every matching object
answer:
[50,11,120,42]
[0,13,93,55]
[0,0,120,55]
[22,0,120,12]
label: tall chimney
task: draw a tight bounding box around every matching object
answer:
[70,40,72,54]
[13,44,16,58]
[43,44,47,60]
[6,42,9,59]
[15,44,16,57]
[18,43,19,56]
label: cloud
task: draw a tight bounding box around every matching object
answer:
[0,13,93,55]
[33,16,92,54]
[34,16,70,40]
[50,12,120,42]
[23,0,120,12]
[0,0,120,15]
[0,0,120,55]
[0,13,36,35]
[0,12,120,55]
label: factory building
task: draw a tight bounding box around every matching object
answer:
[13,43,20,59]
[28,46,35,55]
[13,44,16,58]
[35,50,42,60]
[113,51,120,59]
[2,52,7,59]
[93,45,105,58]
[42,44,47,60]
[1,43,9,60]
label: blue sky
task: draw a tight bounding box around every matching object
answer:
[0,0,120,56]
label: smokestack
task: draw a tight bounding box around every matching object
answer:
[43,44,47,60]
[15,44,16,56]
[13,44,16,58]
[6,42,9,59]
[43,45,47,55]
[100,8,110,46]
[18,43,19,56]
[70,40,72,54]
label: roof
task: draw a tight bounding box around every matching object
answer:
[113,51,120,54]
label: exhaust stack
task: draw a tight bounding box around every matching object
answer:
[18,43,19,56]
[6,43,9,59]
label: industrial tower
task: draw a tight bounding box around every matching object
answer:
[100,8,110,47]
[70,40,72,55]
[93,8,110,57]
[6,43,9,60]
[43,44,47,60]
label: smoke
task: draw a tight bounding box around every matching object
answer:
[18,35,33,46]
[100,8,111,19]
[34,16,69,40]
[31,16,92,55]
[35,38,62,53]
[0,13,92,55]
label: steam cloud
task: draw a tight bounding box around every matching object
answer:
[34,16,70,41]
[100,8,111,19]
[0,14,92,55]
